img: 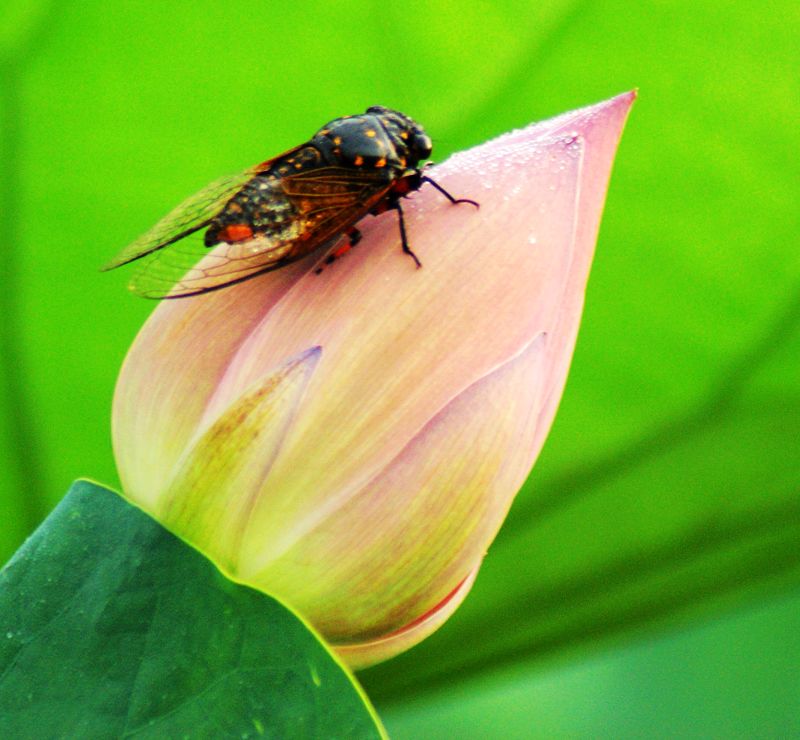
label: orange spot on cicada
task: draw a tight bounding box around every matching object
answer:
[333,243,351,258]
[217,224,254,242]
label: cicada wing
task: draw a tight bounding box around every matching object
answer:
[276,165,394,237]
[126,234,323,298]
[100,172,256,270]
[126,165,393,298]
[101,145,311,271]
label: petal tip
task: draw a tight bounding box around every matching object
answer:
[298,344,323,362]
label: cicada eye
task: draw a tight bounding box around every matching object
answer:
[413,132,433,161]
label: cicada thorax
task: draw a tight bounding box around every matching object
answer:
[313,116,403,172]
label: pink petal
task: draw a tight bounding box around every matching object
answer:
[250,333,549,640]
[113,258,317,509]
[157,346,321,571]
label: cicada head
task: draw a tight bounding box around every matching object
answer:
[366,106,433,170]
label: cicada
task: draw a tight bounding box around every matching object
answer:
[102,106,477,298]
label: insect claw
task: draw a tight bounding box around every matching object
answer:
[403,238,423,268]
[346,227,363,247]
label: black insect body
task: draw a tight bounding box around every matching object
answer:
[103,106,477,298]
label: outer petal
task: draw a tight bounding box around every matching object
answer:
[156,347,321,571]
[113,257,317,509]
[253,333,551,642]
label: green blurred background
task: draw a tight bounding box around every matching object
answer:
[1,1,798,736]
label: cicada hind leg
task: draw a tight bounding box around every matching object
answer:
[313,227,363,275]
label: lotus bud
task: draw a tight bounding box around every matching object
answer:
[113,92,635,668]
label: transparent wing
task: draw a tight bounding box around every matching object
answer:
[100,171,258,270]
[101,143,313,271]
[127,232,324,298]
[127,166,394,298]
